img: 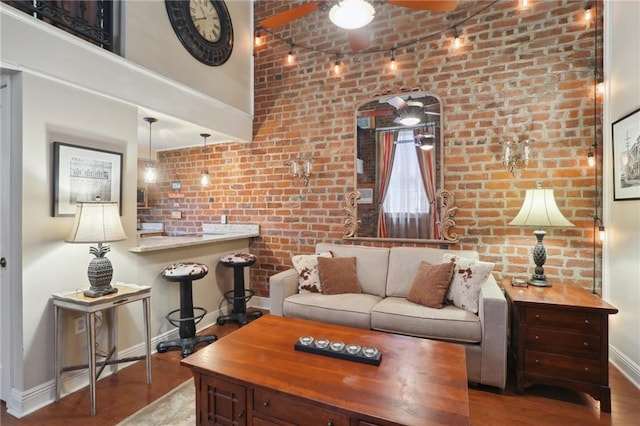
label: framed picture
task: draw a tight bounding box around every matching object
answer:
[357,186,374,204]
[52,142,123,216]
[612,107,640,201]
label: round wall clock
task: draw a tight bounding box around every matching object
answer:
[165,0,233,66]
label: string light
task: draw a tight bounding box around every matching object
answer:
[520,0,529,9]
[587,146,595,167]
[287,44,295,65]
[255,30,263,47]
[333,55,342,75]
[389,49,397,71]
[453,26,461,49]
[584,2,592,22]
[597,77,605,94]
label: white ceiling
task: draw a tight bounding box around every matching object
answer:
[136,108,242,154]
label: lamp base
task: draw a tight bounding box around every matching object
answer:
[528,275,551,287]
[84,285,118,298]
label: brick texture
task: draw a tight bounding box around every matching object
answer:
[141,0,604,296]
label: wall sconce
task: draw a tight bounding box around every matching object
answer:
[503,139,531,176]
[284,157,314,186]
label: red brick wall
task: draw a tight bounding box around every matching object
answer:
[143,0,603,296]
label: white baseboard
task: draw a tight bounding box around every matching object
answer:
[610,345,640,391]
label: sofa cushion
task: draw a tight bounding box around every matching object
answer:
[371,297,482,343]
[292,251,333,293]
[386,247,480,298]
[318,257,362,295]
[407,261,455,308]
[444,254,495,314]
[283,293,382,330]
[316,243,389,298]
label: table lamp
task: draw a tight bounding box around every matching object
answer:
[65,201,127,297]
[508,188,574,287]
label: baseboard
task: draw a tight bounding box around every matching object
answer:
[610,345,640,391]
[248,295,270,311]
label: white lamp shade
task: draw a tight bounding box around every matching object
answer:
[509,189,574,228]
[329,0,375,30]
[65,202,127,243]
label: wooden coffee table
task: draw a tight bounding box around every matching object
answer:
[181,315,469,426]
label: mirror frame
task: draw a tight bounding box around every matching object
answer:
[343,92,459,244]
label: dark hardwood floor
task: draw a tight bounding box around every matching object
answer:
[2,312,639,425]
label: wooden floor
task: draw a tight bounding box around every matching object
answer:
[2,313,640,426]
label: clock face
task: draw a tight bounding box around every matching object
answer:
[165,0,233,66]
[189,0,221,42]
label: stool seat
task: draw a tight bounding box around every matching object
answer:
[161,262,208,281]
[157,262,216,357]
[217,253,262,326]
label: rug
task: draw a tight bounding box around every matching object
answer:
[117,379,195,426]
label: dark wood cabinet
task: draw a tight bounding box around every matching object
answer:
[504,283,618,412]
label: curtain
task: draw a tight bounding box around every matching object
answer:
[415,133,439,239]
[382,129,429,239]
[375,130,397,238]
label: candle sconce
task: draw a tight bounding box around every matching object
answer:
[285,157,314,186]
[503,139,532,176]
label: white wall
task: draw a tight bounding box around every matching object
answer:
[604,0,640,389]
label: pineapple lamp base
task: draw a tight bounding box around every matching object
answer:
[83,243,119,298]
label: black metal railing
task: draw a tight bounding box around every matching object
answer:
[3,0,115,51]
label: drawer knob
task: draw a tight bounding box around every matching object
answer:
[263,401,270,408]
[535,335,540,340]
[584,367,590,371]
[535,359,540,364]
[328,422,334,426]
[238,411,244,418]
[584,319,590,324]
[535,314,540,319]
[584,341,589,347]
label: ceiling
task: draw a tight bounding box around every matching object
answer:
[136,108,241,154]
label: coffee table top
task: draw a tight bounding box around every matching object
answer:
[182,315,469,425]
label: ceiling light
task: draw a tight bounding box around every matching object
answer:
[329,0,375,30]
[396,99,424,126]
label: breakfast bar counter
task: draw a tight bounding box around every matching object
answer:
[129,224,259,253]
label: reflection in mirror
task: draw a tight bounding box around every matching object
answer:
[344,92,458,243]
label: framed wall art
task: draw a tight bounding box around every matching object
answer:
[612,107,640,201]
[357,186,374,204]
[52,142,123,216]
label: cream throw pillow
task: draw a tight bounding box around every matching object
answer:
[443,254,494,314]
[292,251,333,293]
[407,261,455,308]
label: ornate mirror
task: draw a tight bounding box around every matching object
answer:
[344,92,458,243]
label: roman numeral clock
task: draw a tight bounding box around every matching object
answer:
[165,0,233,66]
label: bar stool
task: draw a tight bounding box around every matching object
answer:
[157,262,217,357]
[217,253,262,326]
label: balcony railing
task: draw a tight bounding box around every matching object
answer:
[3,0,115,51]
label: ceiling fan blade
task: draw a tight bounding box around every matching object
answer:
[360,109,395,117]
[386,96,408,110]
[386,0,460,12]
[348,28,371,52]
[259,2,321,29]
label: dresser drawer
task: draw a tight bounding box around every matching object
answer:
[525,307,601,333]
[525,327,600,358]
[253,387,349,426]
[525,350,601,384]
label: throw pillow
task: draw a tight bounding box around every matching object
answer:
[292,251,333,293]
[407,261,455,308]
[444,254,495,314]
[317,257,362,295]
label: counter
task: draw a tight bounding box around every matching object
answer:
[129,224,259,253]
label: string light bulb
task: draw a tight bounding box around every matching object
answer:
[333,55,342,75]
[587,146,595,167]
[597,78,605,94]
[200,133,210,187]
[255,30,263,47]
[287,45,295,65]
[520,0,529,9]
[389,49,397,71]
[584,3,592,22]
[453,27,461,49]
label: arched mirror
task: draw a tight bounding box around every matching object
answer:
[343,92,458,243]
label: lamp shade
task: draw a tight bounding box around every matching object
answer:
[508,189,574,228]
[329,0,375,30]
[65,202,127,243]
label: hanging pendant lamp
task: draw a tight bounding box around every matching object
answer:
[200,133,210,187]
[143,117,157,184]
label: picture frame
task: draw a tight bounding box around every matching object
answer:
[52,142,123,216]
[357,186,374,204]
[612,107,640,201]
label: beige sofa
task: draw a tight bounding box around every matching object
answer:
[269,243,507,389]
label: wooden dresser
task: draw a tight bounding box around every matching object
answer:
[503,283,618,412]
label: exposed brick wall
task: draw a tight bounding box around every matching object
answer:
[143,0,603,296]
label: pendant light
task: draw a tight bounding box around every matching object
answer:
[143,117,157,184]
[200,133,210,187]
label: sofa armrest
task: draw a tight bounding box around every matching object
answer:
[478,275,508,389]
[269,269,299,316]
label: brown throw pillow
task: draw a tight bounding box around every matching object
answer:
[318,257,362,295]
[407,261,455,308]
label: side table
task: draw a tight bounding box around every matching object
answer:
[503,282,618,412]
[52,282,152,416]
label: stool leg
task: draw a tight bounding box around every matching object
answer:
[179,279,195,338]
[233,266,246,315]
